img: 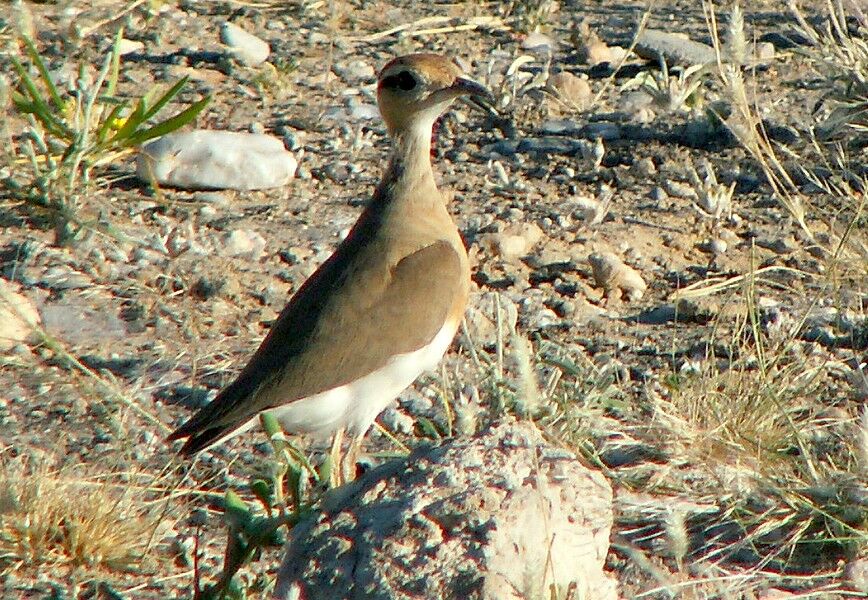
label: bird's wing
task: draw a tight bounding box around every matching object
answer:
[168,238,465,453]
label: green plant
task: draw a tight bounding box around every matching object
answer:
[2,28,210,245]
[625,60,712,114]
[193,414,318,600]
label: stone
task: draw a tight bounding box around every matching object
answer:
[220,21,270,66]
[573,20,627,66]
[635,29,716,66]
[220,229,267,261]
[521,32,556,52]
[573,195,608,225]
[332,59,376,84]
[118,38,144,56]
[137,130,297,190]
[754,41,775,63]
[546,71,591,108]
[40,299,127,345]
[517,137,581,155]
[588,252,647,301]
[0,279,41,351]
[461,291,519,349]
[634,157,657,177]
[480,223,543,261]
[845,556,868,593]
[273,420,617,600]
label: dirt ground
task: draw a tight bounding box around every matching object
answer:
[0,0,866,598]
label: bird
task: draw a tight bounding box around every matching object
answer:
[168,53,490,484]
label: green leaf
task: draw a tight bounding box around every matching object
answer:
[21,36,65,112]
[124,95,210,146]
[260,412,281,438]
[318,454,334,485]
[223,489,251,531]
[10,56,71,139]
[250,479,273,512]
[140,75,190,123]
[95,101,128,144]
[106,27,123,97]
[417,417,441,439]
[107,96,147,143]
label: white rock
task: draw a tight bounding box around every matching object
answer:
[274,420,617,600]
[221,229,267,260]
[588,252,647,301]
[0,279,41,350]
[118,38,144,56]
[709,238,728,254]
[348,102,379,121]
[137,130,297,190]
[220,22,270,66]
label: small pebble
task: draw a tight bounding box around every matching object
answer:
[118,38,144,55]
[522,32,556,52]
[546,71,591,108]
[221,229,267,260]
[588,252,647,301]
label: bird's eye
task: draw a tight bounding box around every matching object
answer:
[382,70,418,91]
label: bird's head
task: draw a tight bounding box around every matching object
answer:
[377,53,490,137]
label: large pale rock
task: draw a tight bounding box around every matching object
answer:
[220,22,270,66]
[274,420,617,600]
[137,130,297,191]
[0,279,41,350]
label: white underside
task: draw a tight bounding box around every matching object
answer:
[226,320,458,444]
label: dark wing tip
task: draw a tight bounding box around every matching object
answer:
[167,426,226,455]
[166,413,226,455]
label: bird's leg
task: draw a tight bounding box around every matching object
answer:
[341,435,364,484]
[328,427,345,488]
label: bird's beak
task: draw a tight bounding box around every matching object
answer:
[450,77,499,117]
[449,77,492,100]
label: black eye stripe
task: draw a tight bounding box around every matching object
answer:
[381,70,418,91]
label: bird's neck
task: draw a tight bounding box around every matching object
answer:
[377,120,439,207]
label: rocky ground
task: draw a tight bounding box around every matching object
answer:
[0,0,866,598]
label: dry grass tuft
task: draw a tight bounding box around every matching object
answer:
[635,284,867,591]
[0,459,171,574]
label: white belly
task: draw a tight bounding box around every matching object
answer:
[260,320,458,439]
